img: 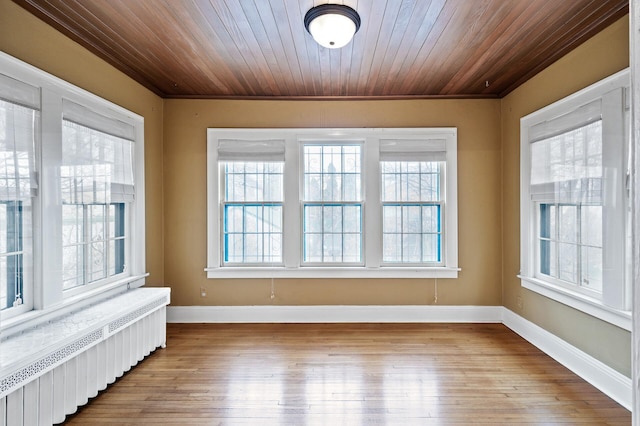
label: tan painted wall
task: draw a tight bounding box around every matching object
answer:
[1,0,631,378]
[163,99,502,307]
[0,1,165,286]
[501,16,631,376]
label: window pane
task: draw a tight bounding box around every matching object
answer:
[549,240,558,278]
[403,233,421,262]
[423,234,440,262]
[581,205,602,247]
[343,234,361,263]
[64,204,84,246]
[63,244,83,290]
[89,241,106,282]
[303,145,362,202]
[111,203,125,274]
[224,162,283,202]
[403,205,421,233]
[558,242,577,284]
[325,205,343,232]
[323,233,342,262]
[422,206,439,233]
[383,234,402,262]
[344,206,360,233]
[90,205,105,242]
[305,205,323,233]
[581,246,602,292]
[381,161,441,202]
[383,205,401,233]
[559,206,578,244]
[304,233,323,263]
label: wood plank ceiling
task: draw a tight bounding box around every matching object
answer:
[13,0,629,99]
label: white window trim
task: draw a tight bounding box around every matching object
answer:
[0,52,146,329]
[520,69,631,330]
[206,128,459,279]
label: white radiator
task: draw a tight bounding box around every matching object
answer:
[0,287,170,425]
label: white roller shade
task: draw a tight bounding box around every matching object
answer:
[0,73,40,110]
[218,139,286,162]
[0,100,38,201]
[379,139,446,162]
[63,99,135,141]
[61,120,134,204]
[530,120,602,203]
[529,99,601,142]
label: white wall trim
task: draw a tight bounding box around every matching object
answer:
[167,305,631,411]
[167,305,502,324]
[502,308,631,411]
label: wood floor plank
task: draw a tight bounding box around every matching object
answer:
[63,323,630,425]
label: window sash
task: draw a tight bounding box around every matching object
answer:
[382,202,443,265]
[302,143,362,203]
[62,203,127,291]
[221,202,283,265]
[220,160,285,265]
[536,202,603,296]
[302,202,363,265]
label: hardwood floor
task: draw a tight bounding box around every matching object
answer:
[64,323,630,425]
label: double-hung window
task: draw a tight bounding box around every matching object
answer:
[207,128,458,278]
[302,143,362,264]
[380,140,445,265]
[219,139,285,265]
[61,101,135,291]
[0,74,38,317]
[0,52,145,326]
[520,69,630,329]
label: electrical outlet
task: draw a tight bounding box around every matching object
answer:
[516,296,523,309]
[200,287,207,297]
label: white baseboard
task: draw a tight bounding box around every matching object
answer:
[501,308,631,411]
[166,304,631,411]
[167,305,503,323]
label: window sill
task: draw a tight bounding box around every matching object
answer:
[0,273,149,338]
[518,275,631,331]
[206,267,460,279]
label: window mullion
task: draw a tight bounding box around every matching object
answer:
[38,88,64,309]
[83,205,89,286]
[105,205,110,279]
[577,205,582,288]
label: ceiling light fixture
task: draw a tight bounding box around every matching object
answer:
[304,4,361,49]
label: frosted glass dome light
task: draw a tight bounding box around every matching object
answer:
[304,4,361,49]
